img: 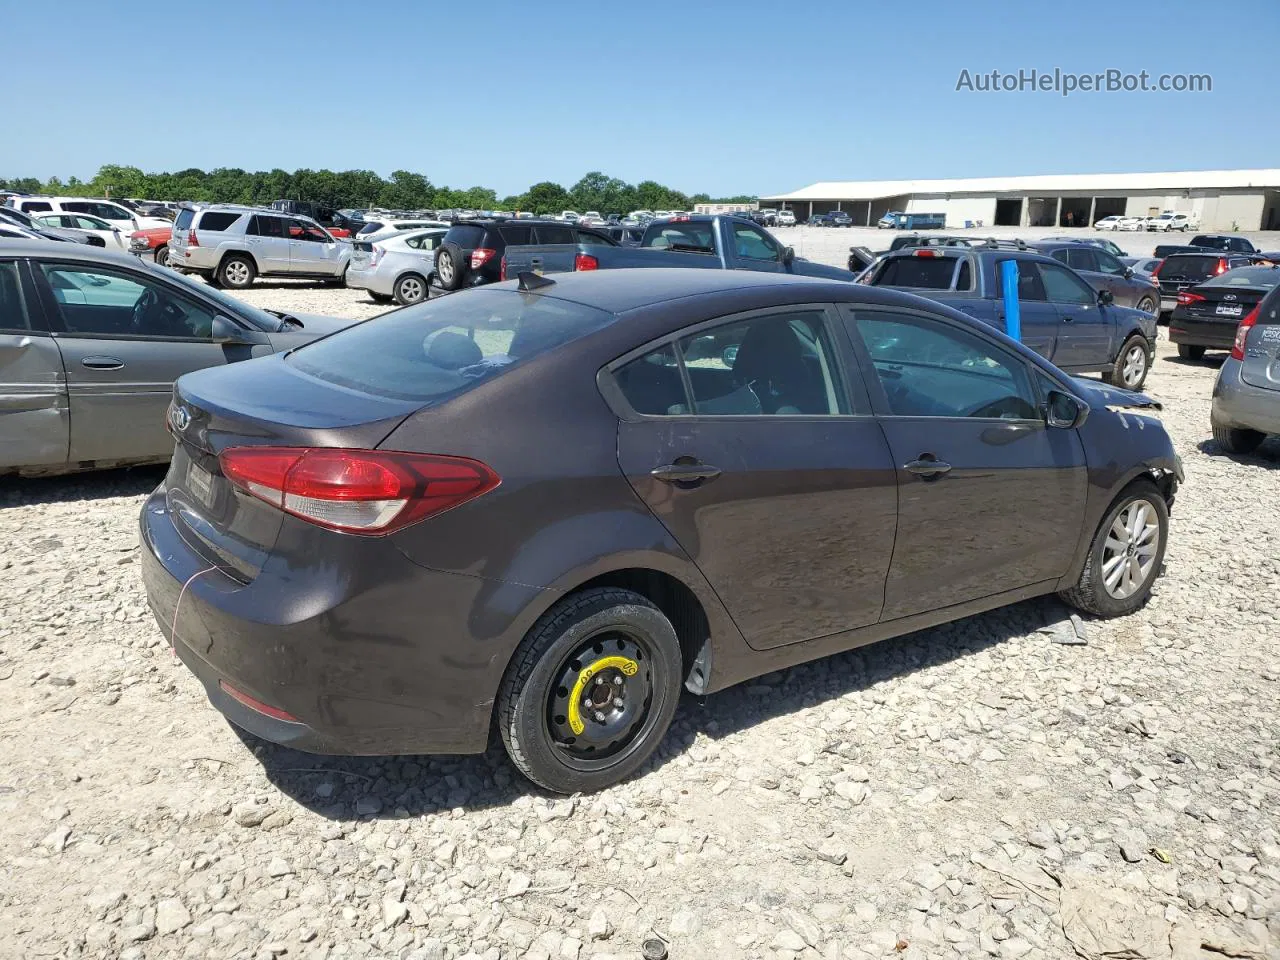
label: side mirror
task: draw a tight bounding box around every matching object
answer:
[721,344,739,368]
[781,246,795,266]
[1045,390,1089,429]
[211,315,253,345]
[1097,289,1115,306]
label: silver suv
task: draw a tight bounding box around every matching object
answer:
[168,204,350,289]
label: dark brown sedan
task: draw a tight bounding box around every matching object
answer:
[141,269,1181,793]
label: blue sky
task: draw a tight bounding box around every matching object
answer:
[3,0,1276,197]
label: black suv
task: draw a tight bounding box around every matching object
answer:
[434,220,615,290]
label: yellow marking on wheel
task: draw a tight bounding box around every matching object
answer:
[566,655,638,735]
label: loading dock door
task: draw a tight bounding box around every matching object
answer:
[994,199,1021,226]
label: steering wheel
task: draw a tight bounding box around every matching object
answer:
[964,395,1039,420]
[131,287,161,334]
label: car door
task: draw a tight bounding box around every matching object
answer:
[31,259,268,464]
[0,258,69,470]
[994,259,1061,361]
[611,306,899,650]
[841,306,1087,620]
[286,218,342,275]
[1040,261,1112,369]
[726,221,785,273]
[244,214,291,273]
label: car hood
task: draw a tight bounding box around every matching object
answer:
[1069,376,1161,412]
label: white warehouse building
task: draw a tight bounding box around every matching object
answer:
[759,169,1280,232]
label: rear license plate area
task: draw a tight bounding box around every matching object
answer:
[1215,304,1243,317]
[187,460,215,507]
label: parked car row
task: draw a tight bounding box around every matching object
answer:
[1096,212,1202,232]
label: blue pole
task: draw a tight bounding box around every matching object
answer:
[1001,259,1021,341]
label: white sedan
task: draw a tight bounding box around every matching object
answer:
[1117,217,1147,232]
[1093,215,1125,231]
[35,212,128,248]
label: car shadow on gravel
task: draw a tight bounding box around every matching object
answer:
[1,465,167,509]
[1195,437,1280,467]
[236,596,1068,819]
[1161,354,1226,370]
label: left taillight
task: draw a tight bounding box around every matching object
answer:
[470,247,497,270]
[218,447,500,535]
[369,244,385,266]
[1230,306,1259,361]
[574,252,599,271]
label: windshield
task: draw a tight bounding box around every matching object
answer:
[1200,267,1280,289]
[1161,255,1224,281]
[286,289,614,403]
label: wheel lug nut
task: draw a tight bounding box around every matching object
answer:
[613,698,624,708]
[594,676,605,685]
[612,676,623,686]
[582,698,593,710]
[593,711,606,722]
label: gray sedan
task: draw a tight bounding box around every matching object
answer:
[0,241,355,476]
[1211,284,1280,454]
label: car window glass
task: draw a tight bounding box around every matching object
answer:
[0,261,31,331]
[643,221,715,252]
[198,211,240,232]
[96,203,128,220]
[21,201,53,214]
[173,208,195,231]
[577,229,613,245]
[1066,248,1098,272]
[38,264,216,339]
[288,219,329,242]
[248,215,286,238]
[74,216,102,230]
[730,223,779,261]
[1038,262,1097,305]
[1094,250,1126,276]
[615,344,685,415]
[850,311,1038,420]
[533,224,574,245]
[997,260,1047,302]
[499,225,533,245]
[62,201,89,214]
[677,311,846,415]
[874,256,967,290]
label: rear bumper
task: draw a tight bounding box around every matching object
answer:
[1212,359,1280,435]
[1169,316,1238,349]
[139,485,545,755]
[344,264,390,295]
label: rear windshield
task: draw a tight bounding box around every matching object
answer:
[1199,266,1280,289]
[872,256,970,290]
[642,221,715,252]
[287,289,614,403]
[174,208,195,231]
[1160,255,1223,281]
[444,224,485,248]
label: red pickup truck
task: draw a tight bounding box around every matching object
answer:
[129,226,174,265]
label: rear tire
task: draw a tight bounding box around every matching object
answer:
[1102,335,1151,390]
[1212,422,1264,455]
[393,273,429,305]
[435,248,462,291]
[1177,344,1206,361]
[1061,480,1168,619]
[153,244,169,268]
[1136,296,1155,315]
[497,587,682,794]
[218,255,256,289]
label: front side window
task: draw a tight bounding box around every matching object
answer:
[850,311,1038,420]
[39,264,215,339]
[1065,247,1098,272]
[1038,262,1097,305]
[288,219,330,243]
[730,223,780,261]
[1093,250,1127,276]
[0,261,31,332]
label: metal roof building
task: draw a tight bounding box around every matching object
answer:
[759,169,1280,231]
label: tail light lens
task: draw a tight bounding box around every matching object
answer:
[470,247,496,270]
[574,252,599,271]
[369,244,385,267]
[1176,291,1205,305]
[1215,258,1228,275]
[912,249,938,258]
[187,228,198,247]
[1230,306,1259,361]
[218,447,500,535]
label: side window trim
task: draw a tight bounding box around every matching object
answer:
[601,303,867,420]
[838,304,1041,422]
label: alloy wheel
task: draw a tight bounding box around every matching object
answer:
[437,252,454,285]
[397,277,425,303]
[1101,500,1159,599]
[1121,344,1148,387]
[225,261,250,286]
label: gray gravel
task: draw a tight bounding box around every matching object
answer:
[0,282,1278,960]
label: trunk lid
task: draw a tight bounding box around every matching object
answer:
[1240,311,1280,391]
[1180,284,1269,323]
[350,240,375,269]
[164,354,422,580]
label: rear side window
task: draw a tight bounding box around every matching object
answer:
[198,211,241,232]
[577,229,615,246]
[643,222,714,252]
[174,209,195,231]
[20,201,52,214]
[873,256,969,290]
[288,289,614,403]
[499,225,533,245]
[248,215,287,238]
[533,224,574,245]
[0,261,31,331]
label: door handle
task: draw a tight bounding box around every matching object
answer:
[1061,315,1075,323]
[905,455,952,479]
[651,462,722,484]
[81,356,124,370]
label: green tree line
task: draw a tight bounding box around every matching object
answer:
[1,165,757,215]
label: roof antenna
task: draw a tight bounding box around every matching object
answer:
[517,272,556,292]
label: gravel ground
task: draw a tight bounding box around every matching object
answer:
[1,274,1278,960]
